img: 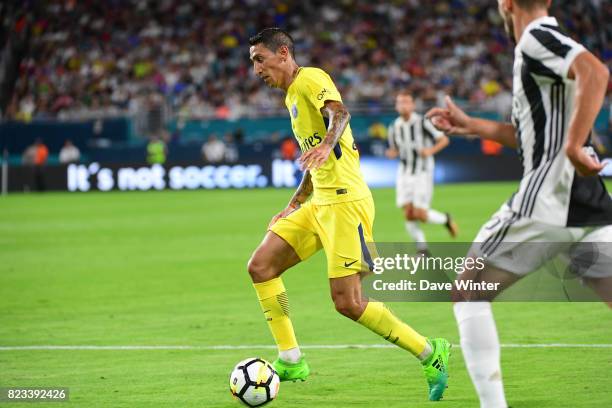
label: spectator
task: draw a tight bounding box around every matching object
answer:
[22,138,48,191]
[481,139,503,156]
[368,121,389,157]
[59,140,81,164]
[368,122,388,140]
[280,137,299,160]
[33,138,49,167]
[146,136,167,165]
[21,144,37,165]
[223,133,239,163]
[202,134,226,163]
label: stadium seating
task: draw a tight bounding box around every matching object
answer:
[3,0,609,122]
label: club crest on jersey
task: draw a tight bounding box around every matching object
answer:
[291,104,298,118]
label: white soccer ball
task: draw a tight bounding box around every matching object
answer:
[229,358,280,407]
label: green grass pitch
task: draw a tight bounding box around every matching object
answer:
[1,182,611,407]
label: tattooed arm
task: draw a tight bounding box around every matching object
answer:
[268,171,313,229]
[288,171,313,208]
[298,100,351,170]
[320,100,351,149]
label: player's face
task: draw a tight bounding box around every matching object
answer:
[249,44,285,88]
[395,95,414,117]
[498,0,515,42]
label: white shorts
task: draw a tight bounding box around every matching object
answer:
[396,172,433,209]
[470,203,612,278]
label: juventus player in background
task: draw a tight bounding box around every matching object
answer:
[428,0,612,407]
[387,90,458,256]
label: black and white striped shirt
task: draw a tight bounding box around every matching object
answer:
[508,16,612,227]
[388,113,444,176]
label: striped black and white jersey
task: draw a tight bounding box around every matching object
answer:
[508,16,612,227]
[388,112,444,176]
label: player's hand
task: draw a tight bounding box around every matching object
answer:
[426,96,473,136]
[298,143,332,171]
[385,148,398,159]
[566,145,605,176]
[268,204,299,229]
[419,148,434,157]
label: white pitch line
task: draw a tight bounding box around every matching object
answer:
[1,344,612,351]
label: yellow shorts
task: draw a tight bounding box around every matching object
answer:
[270,196,375,278]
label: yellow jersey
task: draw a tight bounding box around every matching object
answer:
[285,67,371,205]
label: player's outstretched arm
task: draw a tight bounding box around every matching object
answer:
[565,51,609,176]
[298,100,350,170]
[268,171,313,229]
[426,96,517,148]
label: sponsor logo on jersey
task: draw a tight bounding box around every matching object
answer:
[299,132,322,151]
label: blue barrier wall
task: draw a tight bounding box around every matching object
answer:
[166,111,507,142]
[1,108,608,163]
[84,138,497,164]
[168,114,401,142]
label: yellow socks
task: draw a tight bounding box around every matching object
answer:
[357,301,427,357]
[253,277,298,351]
[253,279,426,359]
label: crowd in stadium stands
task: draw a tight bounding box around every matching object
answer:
[5,0,611,124]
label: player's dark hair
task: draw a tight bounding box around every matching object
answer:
[514,0,549,10]
[248,28,295,58]
[397,89,413,98]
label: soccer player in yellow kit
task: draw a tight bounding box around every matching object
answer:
[247,28,450,401]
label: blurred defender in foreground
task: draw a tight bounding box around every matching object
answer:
[427,0,612,407]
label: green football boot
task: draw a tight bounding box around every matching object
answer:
[421,338,451,401]
[272,356,310,382]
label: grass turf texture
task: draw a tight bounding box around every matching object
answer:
[1,183,611,407]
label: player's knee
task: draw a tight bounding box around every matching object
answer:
[332,296,363,320]
[247,255,275,283]
[404,208,416,220]
[414,208,427,222]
